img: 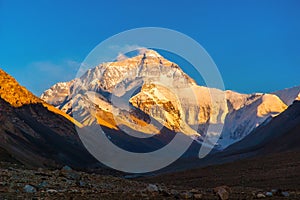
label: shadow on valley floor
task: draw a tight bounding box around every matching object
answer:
[139,150,300,196]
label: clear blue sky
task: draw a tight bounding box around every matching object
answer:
[1,0,299,95]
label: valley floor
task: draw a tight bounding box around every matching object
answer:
[0,150,299,199]
[141,150,300,199]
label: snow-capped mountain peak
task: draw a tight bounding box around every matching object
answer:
[142,49,163,58]
[41,49,293,149]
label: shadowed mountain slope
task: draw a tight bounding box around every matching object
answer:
[0,69,98,168]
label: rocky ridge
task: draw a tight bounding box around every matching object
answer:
[0,69,82,127]
[0,69,97,168]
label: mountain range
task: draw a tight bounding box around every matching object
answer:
[0,49,299,171]
[41,49,298,149]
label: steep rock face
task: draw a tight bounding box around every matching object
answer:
[68,90,160,135]
[129,83,200,136]
[41,81,75,107]
[220,94,287,147]
[225,90,250,112]
[41,50,290,148]
[215,100,300,163]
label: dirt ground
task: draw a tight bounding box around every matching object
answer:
[0,151,299,199]
[140,151,300,199]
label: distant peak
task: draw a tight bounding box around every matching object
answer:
[114,49,163,62]
[141,49,162,58]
